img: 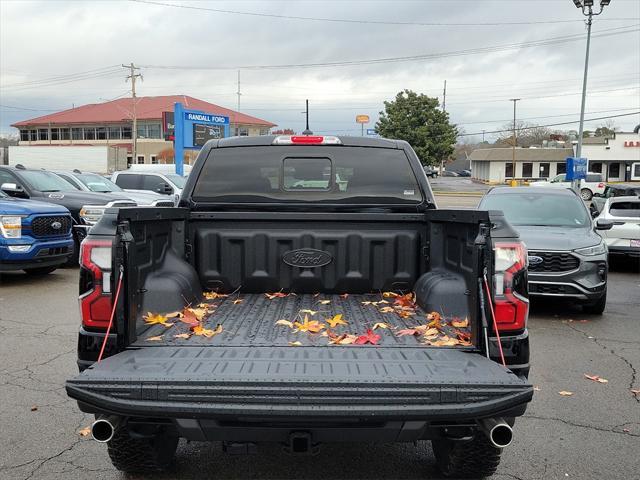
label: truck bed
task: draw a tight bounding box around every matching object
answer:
[134,293,473,348]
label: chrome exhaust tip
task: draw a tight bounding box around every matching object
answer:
[478,418,513,448]
[90,416,121,443]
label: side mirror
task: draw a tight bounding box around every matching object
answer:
[591,208,599,218]
[1,182,27,197]
[595,219,613,230]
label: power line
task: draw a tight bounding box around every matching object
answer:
[1,69,124,92]
[0,65,121,89]
[457,111,640,137]
[140,24,639,71]
[130,0,639,27]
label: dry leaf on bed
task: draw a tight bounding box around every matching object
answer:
[203,292,228,300]
[288,341,303,346]
[451,317,469,328]
[318,300,331,305]
[372,322,389,330]
[146,335,164,342]
[143,312,174,327]
[275,319,294,328]
[326,314,347,328]
[173,333,191,339]
[299,309,319,316]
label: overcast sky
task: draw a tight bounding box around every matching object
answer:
[1,0,639,141]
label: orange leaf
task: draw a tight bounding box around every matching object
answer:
[325,314,347,328]
[329,333,358,345]
[143,312,174,327]
[382,291,399,298]
[265,292,288,300]
[558,391,574,396]
[584,374,608,384]
[186,307,208,321]
[393,293,415,308]
[451,317,469,328]
[203,291,228,300]
[146,335,164,341]
[180,309,199,326]
[294,315,325,333]
[191,324,223,338]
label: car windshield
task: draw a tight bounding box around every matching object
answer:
[76,173,123,192]
[0,190,7,198]
[165,174,187,189]
[19,170,77,192]
[481,191,590,228]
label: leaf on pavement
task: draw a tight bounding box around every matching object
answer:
[30,405,38,412]
[584,374,609,384]
[288,341,303,347]
[275,319,294,328]
[631,389,640,397]
[146,335,164,341]
[78,426,91,437]
[143,312,174,327]
[372,322,389,330]
[558,391,574,396]
[355,329,381,345]
[326,314,347,328]
[451,317,469,328]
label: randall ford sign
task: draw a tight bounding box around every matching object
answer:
[623,141,640,147]
[184,112,229,124]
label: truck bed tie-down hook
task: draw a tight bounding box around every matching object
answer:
[97,265,124,363]
[482,274,506,367]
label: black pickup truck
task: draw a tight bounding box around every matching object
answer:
[66,135,532,478]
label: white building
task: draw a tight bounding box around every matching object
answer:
[581,130,640,182]
[469,148,573,183]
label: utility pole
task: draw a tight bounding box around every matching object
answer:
[482,130,486,143]
[236,70,241,113]
[510,98,520,187]
[440,80,447,175]
[123,63,142,165]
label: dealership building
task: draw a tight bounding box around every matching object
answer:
[11,95,275,166]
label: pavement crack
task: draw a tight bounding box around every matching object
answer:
[524,414,640,437]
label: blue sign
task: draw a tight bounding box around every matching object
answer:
[174,103,231,176]
[366,129,377,136]
[566,157,587,181]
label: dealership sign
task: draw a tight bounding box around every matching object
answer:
[623,141,640,147]
[565,157,587,181]
[184,112,229,124]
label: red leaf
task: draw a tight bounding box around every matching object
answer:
[355,329,381,345]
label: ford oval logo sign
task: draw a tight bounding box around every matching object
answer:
[528,255,544,266]
[50,221,62,230]
[282,249,333,268]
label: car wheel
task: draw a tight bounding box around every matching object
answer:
[580,188,593,201]
[583,291,606,315]
[432,435,502,478]
[107,427,178,473]
[23,266,57,276]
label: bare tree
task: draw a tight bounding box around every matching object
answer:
[495,121,551,147]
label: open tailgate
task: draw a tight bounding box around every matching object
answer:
[67,346,532,420]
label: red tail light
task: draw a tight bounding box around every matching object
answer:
[79,239,113,329]
[493,242,529,332]
[598,182,604,188]
[272,135,342,145]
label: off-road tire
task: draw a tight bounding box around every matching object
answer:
[107,427,178,473]
[23,266,57,275]
[583,291,606,315]
[432,435,502,479]
[581,188,593,201]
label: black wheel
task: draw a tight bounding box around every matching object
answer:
[432,435,502,479]
[23,266,57,275]
[107,427,178,473]
[583,291,606,315]
[580,188,593,201]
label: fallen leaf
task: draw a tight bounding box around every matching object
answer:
[294,315,325,333]
[233,299,244,305]
[143,312,174,327]
[191,324,223,338]
[180,309,200,326]
[30,405,38,412]
[186,307,208,321]
[165,311,182,318]
[424,327,439,337]
[355,329,381,345]
[203,291,228,300]
[361,301,373,305]
[623,428,630,433]
[558,391,574,396]
[288,341,303,347]
[396,328,419,336]
[456,331,471,343]
[265,292,288,300]
[379,306,395,313]
[382,291,399,298]
[376,299,389,304]
[426,312,443,329]
[393,293,415,308]
[533,386,541,391]
[339,293,349,299]
[584,374,609,384]
[173,333,191,339]
[299,309,318,316]
[318,300,331,305]
[395,308,415,319]
[326,314,347,328]
[146,335,164,341]
[451,317,469,328]
[631,389,640,396]
[78,426,91,437]
[372,322,389,330]
[329,333,358,345]
[275,319,294,328]
[427,336,459,347]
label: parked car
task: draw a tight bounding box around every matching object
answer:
[423,166,438,178]
[0,165,135,262]
[111,170,187,204]
[479,186,610,313]
[0,189,73,275]
[529,172,605,201]
[594,194,640,262]
[67,135,532,478]
[457,169,472,177]
[53,170,174,207]
[442,170,459,177]
[590,183,640,216]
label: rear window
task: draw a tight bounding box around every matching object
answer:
[609,201,640,218]
[114,174,140,189]
[192,146,423,204]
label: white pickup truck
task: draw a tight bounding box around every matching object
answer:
[529,173,605,200]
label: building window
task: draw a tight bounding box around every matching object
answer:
[60,128,70,140]
[239,127,249,136]
[83,127,96,140]
[108,126,121,139]
[50,128,59,140]
[137,155,145,164]
[72,128,83,140]
[29,130,37,141]
[96,127,107,140]
[539,163,550,178]
[609,163,620,178]
[634,164,640,177]
[147,124,161,139]
[38,129,48,141]
[127,155,133,166]
[590,162,602,173]
[122,126,132,139]
[505,163,513,179]
[522,163,533,178]
[259,128,269,136]
[20,130,29,141]
[557,162,566,175]
[137,124,147,138]
[150,155,158,164]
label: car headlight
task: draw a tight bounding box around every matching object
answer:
[574,242,607,256]
[79,206,105,226]
[0,216,22,239]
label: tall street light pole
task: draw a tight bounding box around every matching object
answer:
[571,0,612,192]
[510,98,520,187]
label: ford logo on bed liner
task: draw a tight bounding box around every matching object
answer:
[528,255,544,266]
[283,249,333,268]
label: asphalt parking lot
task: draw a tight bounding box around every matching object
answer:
[1,196,638,480]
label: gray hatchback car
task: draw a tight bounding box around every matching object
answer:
[479,187,612,314]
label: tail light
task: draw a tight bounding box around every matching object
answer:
[272,135,342,145]
[79,239,113,329]
[598,183,604,188]
[493,242,529,332]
